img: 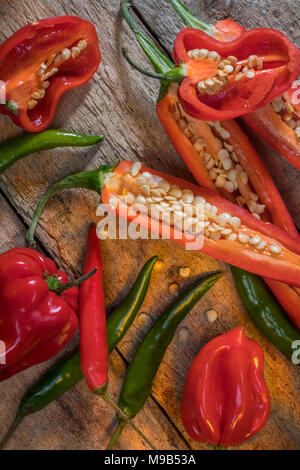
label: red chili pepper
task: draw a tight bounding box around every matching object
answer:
[173,28,300,121]
[0,16,101,132]
[79,225,108,392]
[181,327,270,447]
[0,247,96,381]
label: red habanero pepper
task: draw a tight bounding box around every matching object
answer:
[0,16,101,132]
[121,2,300,328]
[181,327,270,447]
[26,161,300,286]
[79,225,156,450]
[0,247,96,381]
[173,28,300,122]
[79,225,108,392]
[168,0,300,170]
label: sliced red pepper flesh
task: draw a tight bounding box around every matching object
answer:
[0,247,79,381]
[173,28,300,121]
[181,327,270,447]
[102,161,300,287]
[0,16,101,132]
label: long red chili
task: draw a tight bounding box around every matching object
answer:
[181,327,270,447]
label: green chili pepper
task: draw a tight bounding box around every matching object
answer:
[0,255,158,449]
[231,267,300,360]
[106,270,222,450]
[0,129,104,174]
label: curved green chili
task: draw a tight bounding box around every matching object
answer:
[0,129,104,174]
[231,267,300,360]
[107,270,222,450]
[0,255,158,449]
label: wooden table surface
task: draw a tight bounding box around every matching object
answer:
[0,0,300,450]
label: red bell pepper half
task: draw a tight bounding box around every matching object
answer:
[0,247,94,381]
[0,16,101,132]
[181,327,270,447]
[173,28,300,121]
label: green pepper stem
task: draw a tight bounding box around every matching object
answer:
[122,1,174,74]
[168,0,215,32]
[95,386,156,450]
[26,164,113,246]
[45,268,97,295]
[122,47,185,83]
[0,413,23,450]
[106,419,127,450]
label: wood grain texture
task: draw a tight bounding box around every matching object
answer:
[0,0,299,451]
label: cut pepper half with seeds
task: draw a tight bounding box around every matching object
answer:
[121,0,300,328]
[0,16,101,132]
[173,28,300,121]
[26,160,300,287]
[168,0,300,170]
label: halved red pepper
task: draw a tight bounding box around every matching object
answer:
[181,327,270,447]
[0,16,101,132]
[168,0,300,169]
[121,1,300,328]
[173,28,300,121]
[26,160,300,287]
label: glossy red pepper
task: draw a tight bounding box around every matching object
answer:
[0,16,101,132]
[181,327,270,447]
[173,28,300,121]
[0,248,80,381]
[79,225,108,392]
[168,0,300,169]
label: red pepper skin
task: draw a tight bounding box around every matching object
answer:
[173,28,300,121]
[181,327,270,447]
[79,225,108,392]
[103,161,300,287]
[0,248,78,381]
[0,16,101,132]
[214,20,245,41]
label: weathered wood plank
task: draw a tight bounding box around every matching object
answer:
[0,0,299,451]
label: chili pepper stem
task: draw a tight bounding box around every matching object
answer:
[0,413,23,450]
[122,47,185,83]
[94,386,156,450]
[45,268,98,295]
[167,0,215,32]
[214,446,228,450]
[106,420,127,450]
